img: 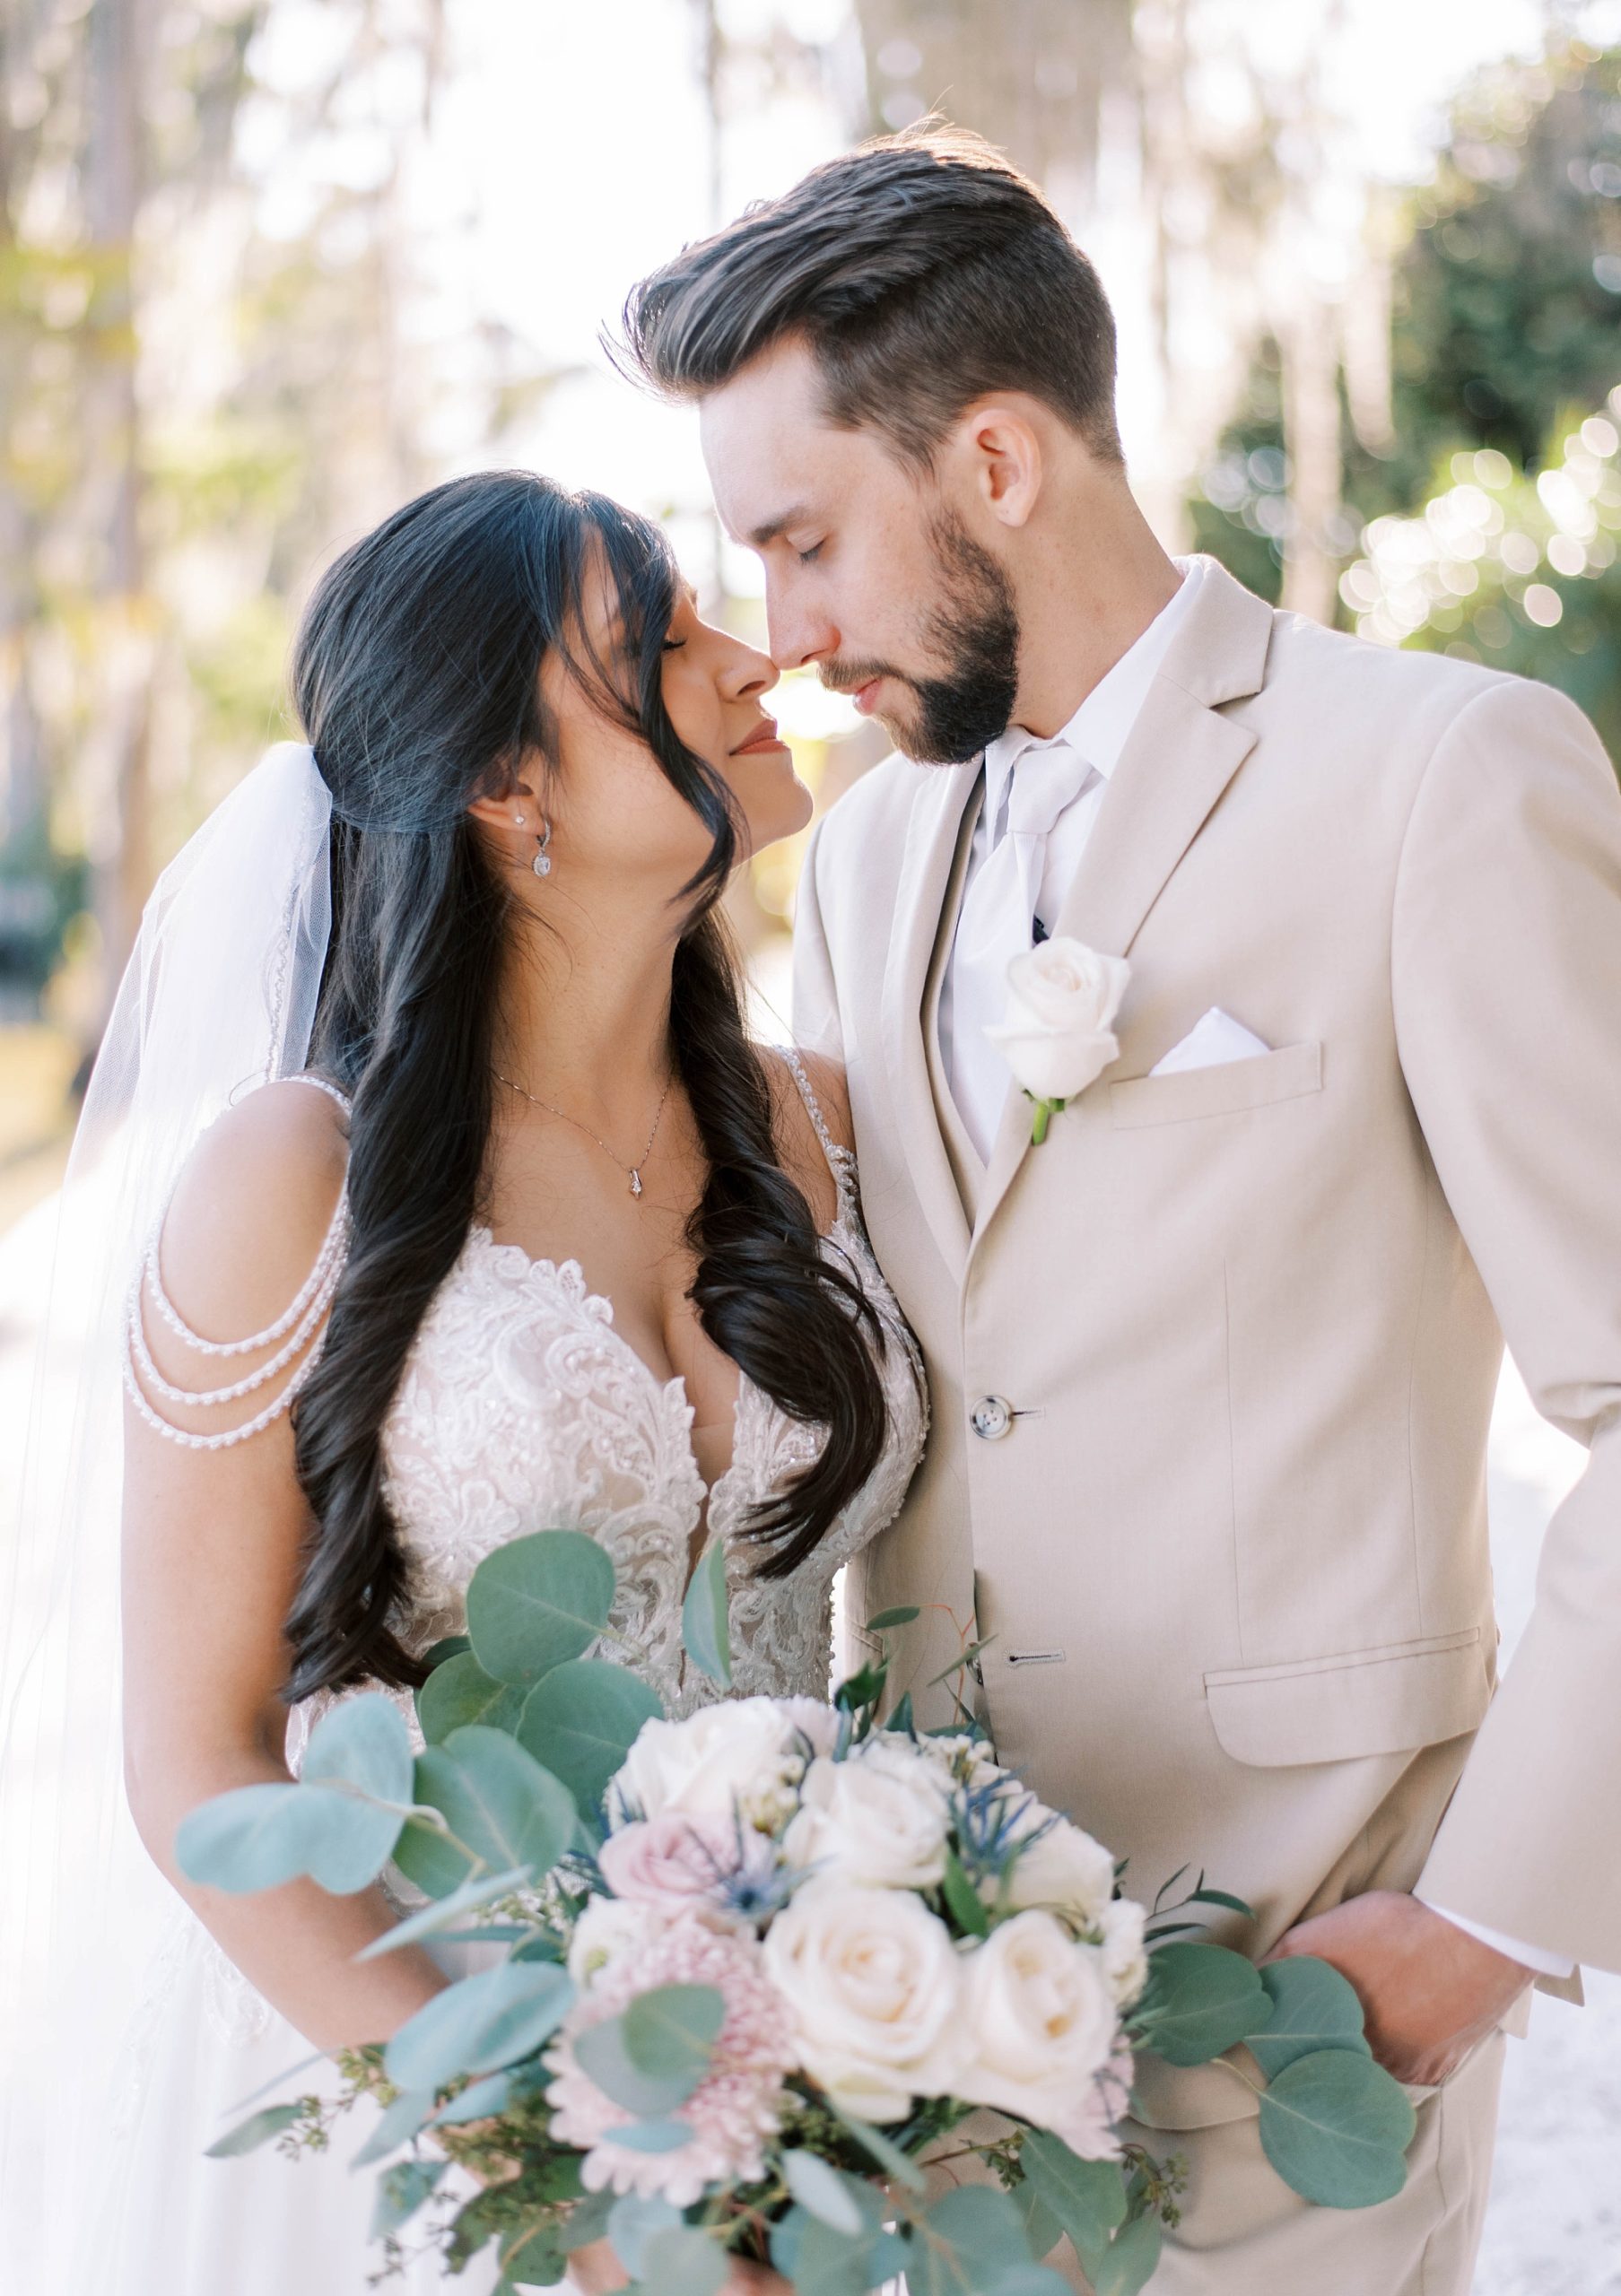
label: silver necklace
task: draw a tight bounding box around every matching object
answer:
[495,1069,675,1199]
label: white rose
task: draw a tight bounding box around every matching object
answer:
[611,1697,838,1832]
[996,1815,1118,1931]
[568,1893,659,1986]
[957,1910,1123,2156]
[1098,1895,1149,2008]
[984,938,1129,1103]
[763,1881,965,2122]
[783,1739,953,1892]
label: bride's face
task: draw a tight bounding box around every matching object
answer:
[536,559,812,904]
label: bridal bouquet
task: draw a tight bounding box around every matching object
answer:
[181,1534,1416,2295]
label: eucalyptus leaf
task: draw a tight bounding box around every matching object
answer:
[909,2187,1036,2296]
[466,1530,618,1685]
[780,2148,868,2235]
[393,1728,575,1900]
[384,1960,574,2096]
[573,1984,724,2116]
[561,2189,618,2251]
[639,2229,728,2296]
[421,1633,474,1669]
[609,2117,694,2152]
[987,2273,1075,2296]
[1248,1955,1373,2080]
[1007,2173,1063,2265]
[349,2087,436,2165]
[500,2219,569,2288]
[354,1865,536,1960]
[866,1605,920,1631]
[1256,2048,1415,2207]
[418,1652,528,1744]
[204,2100,304,2158]
[885,1691,915,1736]
[1135,1941,1271,2068]
[519,1659,664,1807]
[1092,2210,1163,2296]
[771,2206,881,2296]
[607,2194,683,2276]
[1018,2131,1127,2275]
[371,2157,447,2237]
[680,1536,732,1688]
[432,2070,514,2125]
[176,1781,344,1896]
[925,1636,995,1691]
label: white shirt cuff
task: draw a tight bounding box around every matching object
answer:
[1415,1893,1575,1979]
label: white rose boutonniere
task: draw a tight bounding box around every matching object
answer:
[985,935,1129,1144]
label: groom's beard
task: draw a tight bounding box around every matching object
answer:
[826,513,1021,765]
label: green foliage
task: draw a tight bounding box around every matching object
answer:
[1248,1956,1371,2080]
[638,2228,728,2296]
[392,1726,574,1899]
[518,1658,663,1807]
[383,1960,574,2095]
[572,1983,725,2118]
[466,1531,618,1685]
[1255,2049,1416,2206]
[371,2156,448,2238]
[681,1535,734,1687]
[606,2193,682,2275]
[203,2100,306,2158]
[418,1652,529,1744]
[1132,1941,1272,2067]
[355,1866,536,1961]
[1018,2131,1128,2281]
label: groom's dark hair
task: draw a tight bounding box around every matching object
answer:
[620,119,1122,466]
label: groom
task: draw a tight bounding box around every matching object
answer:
[626,126,1620,2290]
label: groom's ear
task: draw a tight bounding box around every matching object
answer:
[950,397,1045,532]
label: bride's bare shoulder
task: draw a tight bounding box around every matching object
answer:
[154,1077,349,1340]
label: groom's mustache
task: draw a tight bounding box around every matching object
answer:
[819,659,909,696]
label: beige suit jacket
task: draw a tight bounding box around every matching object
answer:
[793,556,1621,2040]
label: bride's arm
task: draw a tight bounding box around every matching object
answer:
[120,1082,448,2051]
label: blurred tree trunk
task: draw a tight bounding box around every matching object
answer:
[852,0,1135,195]
[84,0,152,995]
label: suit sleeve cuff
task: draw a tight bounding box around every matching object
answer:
[1414,1892,1575,1979]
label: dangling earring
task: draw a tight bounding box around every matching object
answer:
[532,817,553,879]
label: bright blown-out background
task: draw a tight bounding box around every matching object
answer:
[1,1,1619,2284]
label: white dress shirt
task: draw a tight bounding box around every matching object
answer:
[935,553,1570,1983]
[940,556,1205,1161]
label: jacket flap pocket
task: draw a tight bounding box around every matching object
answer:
[1204,1628,1489,1768]
[1110,1039,1322,1129]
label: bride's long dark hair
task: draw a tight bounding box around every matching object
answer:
[283,470,892,1700]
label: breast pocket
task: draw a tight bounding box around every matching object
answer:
[1108,1040,1323,1129]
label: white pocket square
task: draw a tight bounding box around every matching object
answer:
[1150,1007,1271,1077]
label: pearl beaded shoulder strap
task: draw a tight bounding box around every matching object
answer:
[122,1074,353,1451]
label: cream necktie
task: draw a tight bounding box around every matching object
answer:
[951,736,1097,1160]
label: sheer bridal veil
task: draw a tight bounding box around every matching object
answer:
[0,743,335,2278]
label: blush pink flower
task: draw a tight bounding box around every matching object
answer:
[545,1908,796,2205]
[597,1813,745,1910]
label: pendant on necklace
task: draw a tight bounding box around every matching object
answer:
[630,1170,643,1198]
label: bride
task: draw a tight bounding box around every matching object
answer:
[80,470,926,2290]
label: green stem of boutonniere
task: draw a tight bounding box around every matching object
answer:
[1027,1093,1068,1145]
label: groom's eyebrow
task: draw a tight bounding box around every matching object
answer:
[746,503,813,547]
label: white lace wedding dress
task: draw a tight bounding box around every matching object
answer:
[75,1055,927,2293]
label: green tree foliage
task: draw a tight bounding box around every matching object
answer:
[1190,38,1621,643]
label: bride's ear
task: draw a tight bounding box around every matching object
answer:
[466,776,537,834]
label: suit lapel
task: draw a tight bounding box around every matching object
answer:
[972,561,1275,1247]
[882,760,980,1283]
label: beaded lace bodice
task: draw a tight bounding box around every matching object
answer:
[289,1054,928,1762]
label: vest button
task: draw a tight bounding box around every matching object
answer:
[970,1395,1014,1441]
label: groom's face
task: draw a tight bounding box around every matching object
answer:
[701,337,1019,764]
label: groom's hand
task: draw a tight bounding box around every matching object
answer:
[1263,1890,1530,2087]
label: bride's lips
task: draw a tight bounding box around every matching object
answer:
[729,718,789,756]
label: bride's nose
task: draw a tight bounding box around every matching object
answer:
[719,639,780,702]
